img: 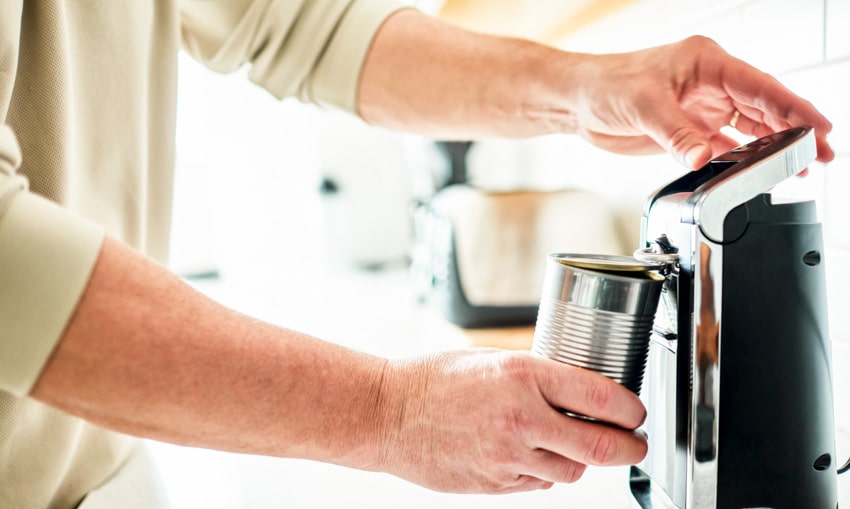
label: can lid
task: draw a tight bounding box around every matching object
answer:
[550,253,666,273]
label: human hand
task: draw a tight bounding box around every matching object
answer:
[376,350,647,493]
[567,36,834,169]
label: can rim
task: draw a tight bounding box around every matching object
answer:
[550,253,666,274]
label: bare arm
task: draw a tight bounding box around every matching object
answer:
[30,237,392,470]
[358,10,834,168]
[30,237,647,493]
[358,9,579,140]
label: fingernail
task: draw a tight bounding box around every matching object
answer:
[683,143,710,169]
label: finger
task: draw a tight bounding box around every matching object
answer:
[708,130,742,158]
[585,124,738,168]
[534,414,649,467]
[728,106,834,165]
[578,129,664,156]
[730,104,794,141]
[718,59,834,161]
[520,448,587,484]
[632,101,714,169]
[729,67,831,136]
[534,359,646,429]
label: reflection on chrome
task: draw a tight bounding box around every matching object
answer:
[689,240,721,509]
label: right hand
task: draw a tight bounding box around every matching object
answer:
[563,35,834,169]
[376,349,648,494]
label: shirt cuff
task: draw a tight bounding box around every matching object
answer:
[0,191,104,396]
[303,0,411,113]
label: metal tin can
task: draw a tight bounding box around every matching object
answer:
[532,254,665,396]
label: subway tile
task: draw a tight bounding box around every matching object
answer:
[575,0,809,72]
[691,7,752,66]
[781,60,850,156]
[832,339,850,507]
[826,0,850,60]
[827,247,850,343]
[820,252,848,506]
[674,0,821,75]
[825,157,850,249]
[560,0,749,53]
[561,0,820,75]
[730,0,825,73]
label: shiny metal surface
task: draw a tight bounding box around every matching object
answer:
[633,248,679,267]
[634,126,818,509]
[552,253,667,274]
[630,467,681,509]
[533,256,664,395]
[688,126,815,243]
[687,234,722,509]
[640,334,680,502]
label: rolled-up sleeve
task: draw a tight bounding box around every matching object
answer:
[179,0,408,113]
[0,125,104,396]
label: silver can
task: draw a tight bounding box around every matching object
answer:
[532,254,665,396]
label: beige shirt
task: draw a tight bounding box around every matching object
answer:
[0,1,404,506]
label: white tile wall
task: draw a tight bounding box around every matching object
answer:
[688,0,825,73]
[826,0,850,60]
[828,247,850,343]
[832,338,850,505]
[559,0,751,53]
[826,157,850,249]
[780,61,850,157]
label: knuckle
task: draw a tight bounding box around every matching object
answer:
[497,353,534,381]
[685,34,710,46]
[683,34,718,51]
[560,461,587,484]
[587,430,619,465]
[510,408,535,435]
[493,406,537,445]
[667,126,699,153]
[586,377,614,412]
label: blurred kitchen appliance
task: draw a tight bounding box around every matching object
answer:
[413,142,626,328]
[630,126,839,508]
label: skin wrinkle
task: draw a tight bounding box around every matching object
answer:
[18,7,834,500]
[587,427,617,465]
[584,374,614,417]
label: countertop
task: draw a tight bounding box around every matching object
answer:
[147,263,635,508]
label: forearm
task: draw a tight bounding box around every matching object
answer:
[30,237,392,471]
[358,9,582,139]
[359,12,835,167]
[28,237,648,494]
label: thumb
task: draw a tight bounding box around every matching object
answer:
[642,110,712,169]
[678,140,712,170]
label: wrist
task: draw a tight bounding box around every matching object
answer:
[513,44,587,136]
[367,357,428,475]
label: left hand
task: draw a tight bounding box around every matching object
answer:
[375,350,648,494]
